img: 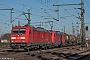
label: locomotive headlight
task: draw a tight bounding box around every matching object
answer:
[11,37,16,39]
[20,37,25,39]
[22,40,25,42]
[11,40,14,42]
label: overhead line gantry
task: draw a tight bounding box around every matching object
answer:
[0,8,13,24]
[53,0,85,50]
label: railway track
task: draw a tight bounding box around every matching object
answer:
[0,45,89,60]
[61,49,90,60]
[26,45,89,60]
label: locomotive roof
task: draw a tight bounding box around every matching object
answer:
[55,31,61,34]
[36,27,48,32]
[12,25,31,28]
[12,25,65,33]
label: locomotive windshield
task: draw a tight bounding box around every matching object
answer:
[12,29,26,34]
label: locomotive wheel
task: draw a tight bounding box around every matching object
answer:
[24,48,29,51]
[44,46,47,50]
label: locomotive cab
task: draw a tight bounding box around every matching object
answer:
[10,26,30,49]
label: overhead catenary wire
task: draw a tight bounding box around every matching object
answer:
[85,0,90,7]
[55,0,81,22]
[56,6,80,25]
[0,0,47,21]
[0,0,69,22]
[0,0,83,35]
[84,0,90,19]
[38,0,74,26]
[2,0,44,14]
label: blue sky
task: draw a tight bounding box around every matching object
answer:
[0,0,90,37]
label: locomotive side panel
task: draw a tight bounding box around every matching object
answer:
[61,34,65,43]
[51,31,61,47]
[33,30,40,43]
[45,32,51,42]
[39,31,44,42]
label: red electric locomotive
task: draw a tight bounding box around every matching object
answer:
[50,31,61,48]
[10,26,52,50]
[10,25,77,51]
